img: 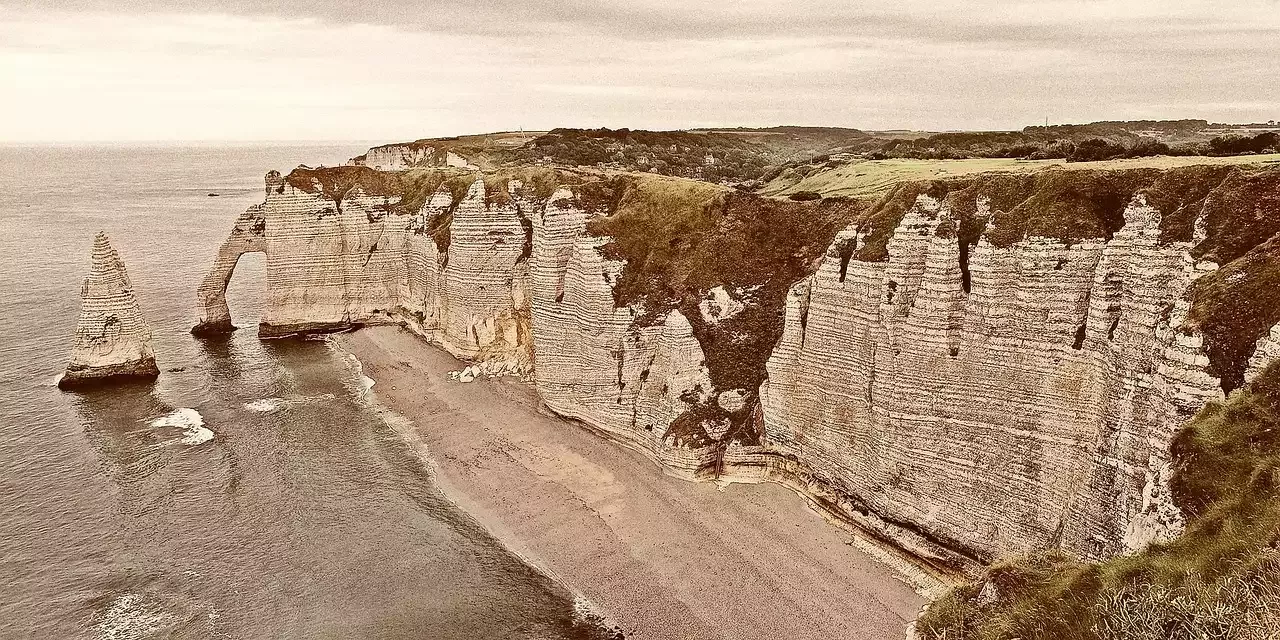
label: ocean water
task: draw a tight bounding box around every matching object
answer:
[0,145,609,639]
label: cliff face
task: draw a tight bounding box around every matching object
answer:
[528,186,723,474]
[61,233,159,389]
[399,176,532,374]
[195,162,1280,575]
[350,143,478,171]
[762,167,1280,568]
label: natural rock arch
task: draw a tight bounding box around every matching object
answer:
[192,203,267,335]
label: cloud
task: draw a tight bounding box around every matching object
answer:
[0,1,1277,141]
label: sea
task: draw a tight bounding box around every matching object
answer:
[0,144,611,639]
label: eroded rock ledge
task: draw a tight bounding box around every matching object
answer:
[61,232,159,389]
[194,162,1280,577]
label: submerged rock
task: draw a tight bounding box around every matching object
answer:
[59,232,159,389]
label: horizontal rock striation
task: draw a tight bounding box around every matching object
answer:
[529,189,722,474]
[762,166,1280,570]
[195,166,537,372]
[195,167,409,338]
[398,177,532,374]
[60,233,159,389]
[196,161,1280,576]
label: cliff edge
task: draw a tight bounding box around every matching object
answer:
[59,232,159,389]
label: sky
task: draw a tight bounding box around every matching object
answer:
[1,0,1278,142]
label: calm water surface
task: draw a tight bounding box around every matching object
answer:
[0,145,607,639]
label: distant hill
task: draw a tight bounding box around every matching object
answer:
[503,126,870,182]
[348,120,1280,186]
[351,126,870,183]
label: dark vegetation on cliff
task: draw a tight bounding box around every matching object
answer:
[508,127,870,183]
[583,174,864,448]
[918,361,1280,640]
[353,127,870,184]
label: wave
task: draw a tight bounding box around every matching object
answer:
[243,397,283,413]
[147,408,213,446]
[96,592,169,640]
[339,352,376,396]
[243,393,337,413]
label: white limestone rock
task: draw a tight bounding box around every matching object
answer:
[351,143,478,171]
[192,202,267,334]
[60,233,159,389]
[760,190,1277,566]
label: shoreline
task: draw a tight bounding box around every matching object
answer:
[334,325,926,640]
[334,339,611,628]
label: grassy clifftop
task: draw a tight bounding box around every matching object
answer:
[759,154,1280,200]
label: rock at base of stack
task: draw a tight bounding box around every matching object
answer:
[59,232,159,389]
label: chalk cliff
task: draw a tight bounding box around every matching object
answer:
[195,161,1280,576]
[60,232,159,389]
[194,168,408,337]
[350,142,478,171]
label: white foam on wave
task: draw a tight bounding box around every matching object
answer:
[243,397,283,413]
[341,353,376,397]
[572,595,619,634]
[148,408,213,446]
[96,593,169,640]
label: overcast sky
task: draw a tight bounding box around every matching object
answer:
[1,0,1278,142]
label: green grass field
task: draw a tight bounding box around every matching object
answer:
[760,154,1280,200]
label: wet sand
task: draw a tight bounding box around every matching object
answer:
[337,326,925,640]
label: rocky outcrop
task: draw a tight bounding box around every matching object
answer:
[60,233,159,389]
[195,168,407,338]
[196,161,1280,577]
[192,196,267,334]
[350,142,476,171]
[398,177,532,375]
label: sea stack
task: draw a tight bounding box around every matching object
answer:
[58,232,160,389]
